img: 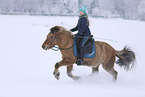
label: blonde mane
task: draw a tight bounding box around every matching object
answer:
[58,26,73,38]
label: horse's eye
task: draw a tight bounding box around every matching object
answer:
[50,36,53,39]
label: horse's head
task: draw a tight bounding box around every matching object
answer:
[42,26,61,50]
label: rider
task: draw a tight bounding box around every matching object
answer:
[70,5,91,65]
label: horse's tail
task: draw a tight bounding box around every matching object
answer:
[115,46,136,71]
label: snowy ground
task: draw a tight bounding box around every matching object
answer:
[0,15,145,97]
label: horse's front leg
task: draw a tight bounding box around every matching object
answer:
[67,65,80,80]
[53,63,61,80]
[53,58,73,80]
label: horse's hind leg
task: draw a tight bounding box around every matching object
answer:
[103,56,118,80]
[67,65,80,80]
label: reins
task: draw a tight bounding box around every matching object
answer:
[49,33,76,51]
[52,43,76,51]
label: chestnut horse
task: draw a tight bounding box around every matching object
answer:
[42,26,136,81]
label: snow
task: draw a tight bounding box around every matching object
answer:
[0,15,145,97]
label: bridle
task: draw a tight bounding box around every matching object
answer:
[46,32,76,51]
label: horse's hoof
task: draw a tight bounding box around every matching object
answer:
[72,76,81,81]
[53,72,60,80]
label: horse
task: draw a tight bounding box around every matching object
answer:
[42,26,136,81]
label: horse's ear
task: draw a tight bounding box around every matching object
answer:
[50,28,54,34]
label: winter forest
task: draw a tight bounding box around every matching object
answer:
[0,0,145,21]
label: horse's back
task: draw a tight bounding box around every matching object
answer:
[95,41,115,51]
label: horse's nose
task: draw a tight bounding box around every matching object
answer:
[42,45,46,49]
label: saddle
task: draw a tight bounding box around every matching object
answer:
[73,35,96,59]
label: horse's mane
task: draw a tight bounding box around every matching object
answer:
[59,26,73,37]
[51,26,73,38]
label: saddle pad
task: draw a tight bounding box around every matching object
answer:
[73,38,96,58]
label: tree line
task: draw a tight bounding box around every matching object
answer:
[0,0,145,21]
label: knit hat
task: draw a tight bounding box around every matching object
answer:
[79,5,87,14]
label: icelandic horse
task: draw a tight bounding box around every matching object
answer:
[42,26,136,81]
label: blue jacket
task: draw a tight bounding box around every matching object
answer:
[70,17,91,37]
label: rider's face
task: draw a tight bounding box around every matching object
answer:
[79,11,84,16]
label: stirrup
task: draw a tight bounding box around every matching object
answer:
[76,59,83,65]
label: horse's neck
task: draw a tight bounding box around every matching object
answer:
[58,33,73,48]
